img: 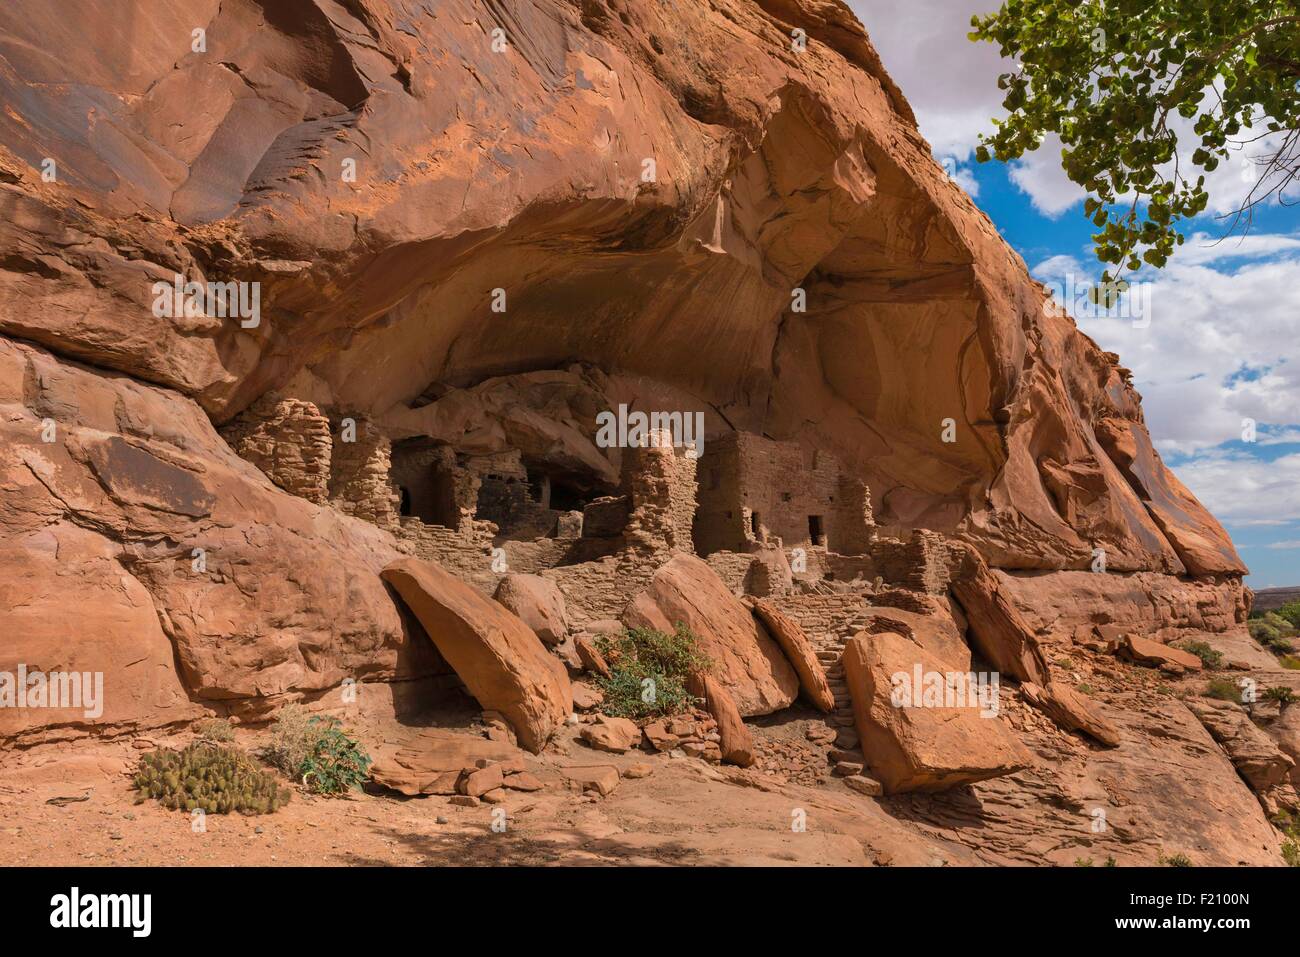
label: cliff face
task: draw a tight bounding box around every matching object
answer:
[0,0,1248,745]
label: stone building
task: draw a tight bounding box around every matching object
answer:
[693,432,873,556]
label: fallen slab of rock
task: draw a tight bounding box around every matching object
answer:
[622,554,798,716]
[841,631,1032,793]
[370,730,523,796]
[1019,681,1122,748]
[750,598,835,712]
[382,558,572,753]
[689,673,755,767]
[1187,698,1294,793]
[580,714,641,753]
[1118,634,1204,673]
[493,574,570,646]
[563,765,621,797]
[948,544,1051,686]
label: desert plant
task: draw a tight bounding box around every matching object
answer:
[1158,851,1193,867]
[1273,812,1300,867]
[1205,678,1244,704]
[262,703,317,777]
[1178,640,1224,670]
[133,742,290,815]
[594,624,711,720]
[194,717,235,743]
[1282,656,1300,671]
[262,705,371,795]
[1278,601,1300,631]
[1262,686,1299,707]
[298,716,372,795]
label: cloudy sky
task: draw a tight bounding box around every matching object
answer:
[849,0,1300,587]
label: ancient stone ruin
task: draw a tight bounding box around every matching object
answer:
[0,0,1294,868]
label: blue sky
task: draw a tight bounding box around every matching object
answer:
[851,0,1300,587]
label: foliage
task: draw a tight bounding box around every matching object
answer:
[594,625,711,720]
[194,717,236,743]
[262,704,372,795]
[1278,601,1300,630]
[970,1,1300,286]
[1205,677,1244,703]
[299,717,372,795]
[1178,639,1224,669]
[1158,851,1194,867]
[1273,811,1300,866]
[1263,686,1299,706]
[1248,617,1295,655]
[133,743,290,815]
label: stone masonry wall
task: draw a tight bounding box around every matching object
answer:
[220,394,333,504]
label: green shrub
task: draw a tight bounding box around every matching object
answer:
[262,705,371,795]
[194,717,235,743]
[133,743,289,814]
[1263,686,1299,706]
[1205,677,1243,704]
[1158,851,1193,867]
[1282,656,1300,671]
[299,717,372,795]
[1178,640,1224,670]
[1277,601,1300,630]
[594,625,711,720]
[1249,618,1282,644]
[1273,812,1300,867]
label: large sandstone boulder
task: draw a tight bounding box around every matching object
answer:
[841,632,1032,793]
[1266,705,1300,788]
[493,574,570,646]
[622,554,798,716]
[1188,698,1294,793]
[0,338,439,741]
[948,544,1050,685]
[1119,634,1204,673]
[382,558,572,753]
[750,598,835,712]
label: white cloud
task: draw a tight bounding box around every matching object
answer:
[1170,450,1300,526]
[848,0,1007,161]
[1032,241,1300,455]
[1007,134,1087,216]
[1265,540,1300,550]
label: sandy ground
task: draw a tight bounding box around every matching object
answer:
[0,707,967,867]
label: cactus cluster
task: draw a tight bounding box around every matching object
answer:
[133,742,291,815]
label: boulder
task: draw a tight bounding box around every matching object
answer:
[1265,705,1300,788]
[382,558,572,753]
[841,632,1032,793]
[622,554,798,716]
[1187,698,1294,793]
[580,715,641,753]
[689,673,755,767]
[1119,634,1204,672]
[564,765,621,797]
[750,598,835,712]
[369,729,522,796]
[574,636,611,678]
[948,544,1050,685]
[1020,681,1121,748]
[493,574,570,646]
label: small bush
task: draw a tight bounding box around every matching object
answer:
[1282,656,1300,671]
[594,625,711,720]
[299,717,372,795]
[1158,851,1193,867]
[1178,640,1224,670]
[1263,686,1299,706]
[133,743,290,815]
[1273,812,1300,867]
[195,717,235,743]
[1277,601,1300,630]
[1205,677,1243,704]
[262,705,371,795]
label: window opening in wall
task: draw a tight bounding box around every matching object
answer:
[750,512,761,536]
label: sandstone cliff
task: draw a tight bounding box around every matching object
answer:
[0,0,1281,866]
